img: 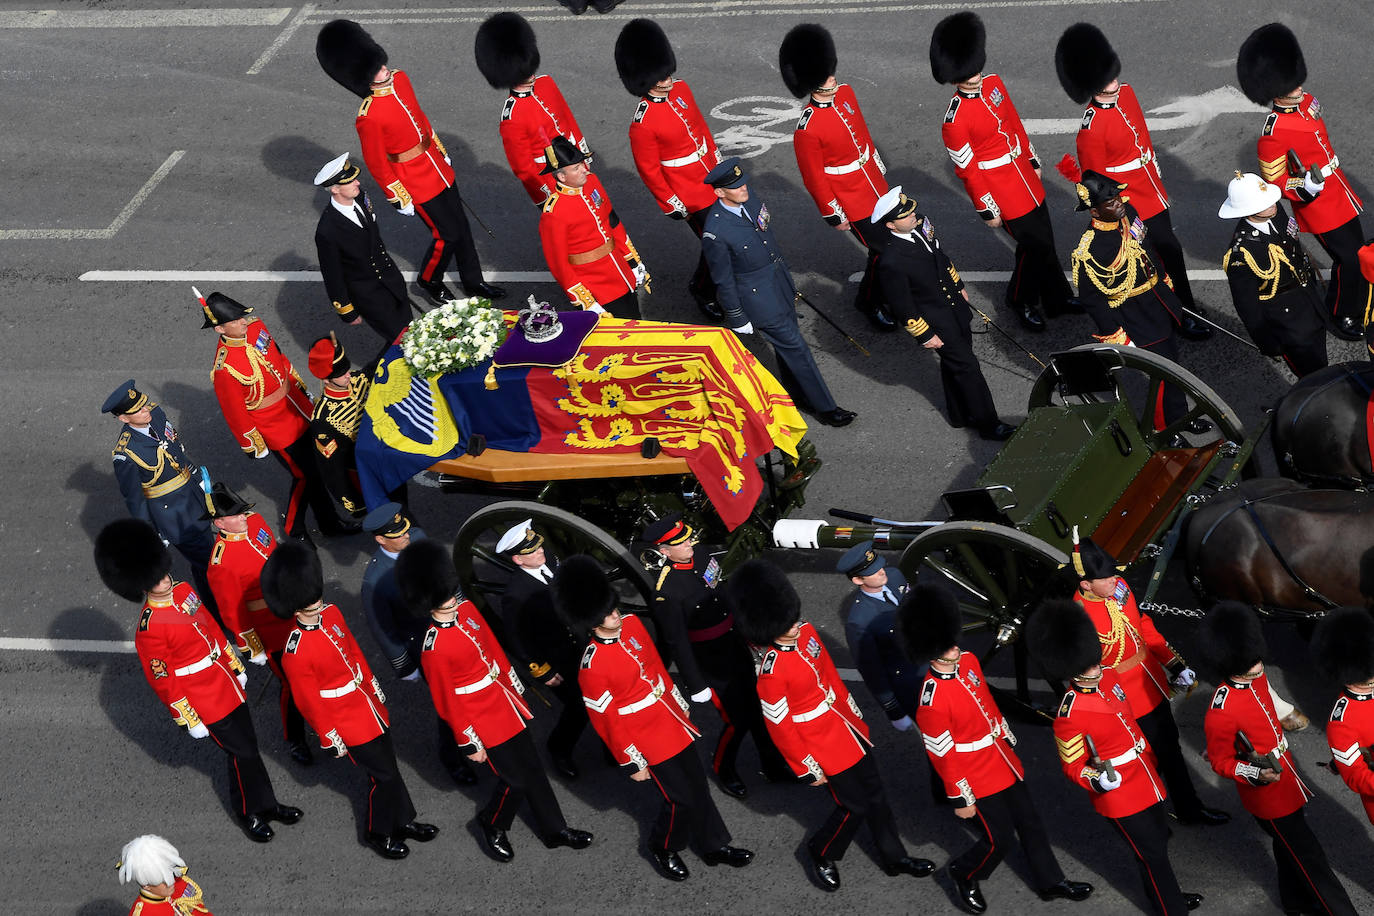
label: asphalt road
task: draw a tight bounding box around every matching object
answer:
[3,1,1373,912]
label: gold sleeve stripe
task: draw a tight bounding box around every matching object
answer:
[904,318,930,338]
[1258,157,1286,182]
[1055,733,1086,763]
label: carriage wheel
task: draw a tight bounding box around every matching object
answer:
[1026,344,1246,452]
[452,500,655,621]
[898,522,1069,720]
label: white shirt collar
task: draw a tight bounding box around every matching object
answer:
[331,198,363,227]
[521,564,551,581]
[1247,218,1273,234]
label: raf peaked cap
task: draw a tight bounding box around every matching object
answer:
[308,333,351,380]
[615,19,676,97]
[1311,606,1374,686]
[362,502,411,538]
[870,186,917,225]
[199,291,253,329]
[316,19,388,98]
[725,559,801,646]
[1201,600,1267,679]
[1027,599,1102,682]
[899,583,963,662]
[201,481,254,520]
[103,379,153,416]
[643,513,695,547]
[314,152,360,187]
[1237,23,1306,106]
[1055,23,1121,105]
[474,12,540,90]
[95,519,173,602]
[394,539,461,618]
[703,157,747,189]
[778,24,836,98]
[929,11,986,84]
[836,539,886,578]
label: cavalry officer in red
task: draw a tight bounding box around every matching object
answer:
[553,555,752,882]
[262,540,438,860]
[901,584,1092,913]
[306,334,369,522]
[1312,606,1374,825]
[1070,533,1230,827]
[475,12,590,208]
[395,540,593,863]
[538,136,647,318]
[202,481,312,766]
[931,12,1077,332]
[95,519,301,844]
[1202,602,1357,915]
[117,835,213,916]
[728,559,935,893]
[1028,600,1202,915]
[316,19,505,308]
[1055,24,1210,340]
[778,24,894,332]
[203,291,347,539]
[1239,24,1369,344]
[616,18,723,321]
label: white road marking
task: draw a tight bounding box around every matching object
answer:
[0,9,290,27]
[0,151,184,241]
[712,96,803,161]
[247,3,318,76]
[1022,86,1264,136]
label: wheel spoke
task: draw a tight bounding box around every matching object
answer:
[953,542,1009,608]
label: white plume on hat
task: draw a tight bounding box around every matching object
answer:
[118,835,186,887]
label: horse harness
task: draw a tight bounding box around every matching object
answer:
[1279,365,1374,487]
[1197,491,1339,610]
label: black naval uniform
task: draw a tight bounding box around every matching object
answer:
[874,214,1002,434]
[310,371,370,522]
[1223,204,1328,377]
[315,190,412,347]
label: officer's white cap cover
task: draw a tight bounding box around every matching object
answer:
[1218,171,1281,219]
[870,186,904,224]
[313,152,355,187]
[496,518,534,554]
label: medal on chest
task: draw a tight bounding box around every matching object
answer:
[1128,217,1146,241]
[181,592,201,616]
[163,421,177,441]
[629,635,643,652]
[702,556,721,588]
[1112,684,1127,703]
[255,528,273,550]
[757,203,770,231]
[843,101,854,114]
[1113,579,1129,603]
[966,669,981,688]
[921,217,935,241]
[465,616,480,631]
[590,188,603,209]
[254,329,270,353]
[332,624,345,638]
[1287,216,1299,238]
[806,636,821,658]
[1306,96,1321,119]
[675,95,687,110]
[988,87,1004,107]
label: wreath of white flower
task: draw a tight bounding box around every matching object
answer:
[399,297,506,378]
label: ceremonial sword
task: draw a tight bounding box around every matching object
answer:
[794,290,870,356]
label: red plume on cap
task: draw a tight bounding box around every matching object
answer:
[1056,154,1082,184]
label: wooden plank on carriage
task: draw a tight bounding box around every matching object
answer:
[1094,442,1221,563]
[431,448,691,483]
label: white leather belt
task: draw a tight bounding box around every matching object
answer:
[661,142,707,168]
[823,147,871,175]
[1104,149,1154,173]
[454,672,498,695]
[174,648,220,677]
[1107,743,1144,767]
[793,688,837,723]
[320,679,360,699]
[1319,156,1340,178]
[955,734,997,752]
[976,141,1021,171]
[619,679,666,715]
[1272,738,1289,755]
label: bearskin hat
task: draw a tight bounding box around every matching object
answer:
[1201,600,1267,678]
[615,19,676,97]
[929,11,986,84]
[394,539,460,619]
[260,540,324,620]
[316,19,388,98]
[551,554,617,631]
[1311,606,1374,685]
[898,583,963,662]
[724,559,801,646]
[779,24,836,98]
[1237,23,1306,106]
[1027,599,1102,682]
[474,12,540,90]
[1055,23,1121,104]
[94,519,172,602]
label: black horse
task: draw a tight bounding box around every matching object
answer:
[1271,361,1374,488]
[1185,477,1374,614]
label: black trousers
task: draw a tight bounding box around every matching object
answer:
[273,434,340,538]
[479,729,568,838]
[646,745,731,852]
[809,752,906,866]
[849,222,887,315]
[930,305,1001,433]
[1135,703,1204,819]
[686,209,718,306]
[266,650,306,746]
[1139,327,1189,427]
[346,730,417,838]
[1311,215,1372,327]
[700,650,791,780]
[414,185,485,291]
[1109,802,1188,916]
[950,780,1063,890]
[603,289,642,320]
[1143,211,1197,311]
[357,292,412,348]
[546,678,590,759]
[206,703,277,817]
[1002,202,1075,314]
[1256,809,1357,915]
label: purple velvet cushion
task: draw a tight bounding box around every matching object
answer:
[492,309,601,368]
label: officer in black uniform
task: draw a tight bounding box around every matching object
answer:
[643,514,792,796]
[306,334,370,523]
[1218,171,1328,377]
[870,188,1015,441]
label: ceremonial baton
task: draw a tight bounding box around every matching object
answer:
[1180,306,1259,351]
[462,198,497,240]
[965,300,1046,369]
[793,290,870,356]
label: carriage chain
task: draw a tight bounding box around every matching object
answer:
[1138,601,1208,619]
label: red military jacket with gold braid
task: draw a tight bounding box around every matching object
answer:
[206,511,294,658]
[211,320,312,455]
[1327,689,1374,825]
[355,69,454,209]
[538,173,638,310]
[1076,84,1169,220]
[579,613,699,770]
[792,84,889,226]
[941,74,1044,223]
[1257,92,1362,234]
[917,651,1022,806]
[629,79,721,217]
[136,581,246,729]
[500,74,588,205]
[1054,668,1166,818]
[1205,671,1313,820]
[419,600,532,751]
[1074,579,1181,720]
[281,602,389,751]
[127,875,211,916]
[757,620,872,781]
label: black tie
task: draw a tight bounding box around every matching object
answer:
[884,590,897,605]
[354,205,367,227]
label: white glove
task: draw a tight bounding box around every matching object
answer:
[237,671,248,689]
[443,155,452,166]
[248,652,268,667]
[187,722,210,740]
[731,321,755,335]
[632,261,649,288]
[891,715,915,732]
[252,448,269,460]
[401,669,421,682]
[397,201,416,217]
[588,302,606,315]
[1097,768,1122,791]
[1172,666,1197,688]
[160,537,171,548]
[1303,173,1325,196]
[690,687,713,704]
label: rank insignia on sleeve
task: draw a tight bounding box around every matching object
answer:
[988,87,1003,107]
[315,435,337,458]
[806,636,821,658]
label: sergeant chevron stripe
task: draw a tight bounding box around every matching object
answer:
[923,730,954,757]
[761,697,789,724]
[1056,733,1086,763]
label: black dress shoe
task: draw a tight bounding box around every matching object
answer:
[448,761,478,786]
[549,751,579,779]
[543,827,593,850]
[415,280,460,307]
[1018,303,1047,331]
[1039,878,1094,901]
[401,821,439,842]
[287,740,314,766]
[238,813,275,843]
[649,848,690,881]
[1183,417,1214,435]
[816,408,857,428]
[979,422,1017,442]
[267,804,303,825]
[464,280,508,300]
[702,845,753,868]
[807,847,841,891]
[365,832,410,859]
[863,304,898,332]
[883,856,936,878]
[692,292,725,321]
[1185,892,1204,910]
[716,769,748,798]
[1174,806,1230,827]
[949,864,987,913]
[1176,313,1213,341]
[479,821,514,862]
[1334,316,1365,340]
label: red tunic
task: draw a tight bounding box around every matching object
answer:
[206,512,293,658]
[1257,92,1363,234]
[499,75,588,204]
[419,601,532,751]
[1074,580,1180,719]
[1075,84,1169,220]
[1053,669,1166,818]
[916,652,1022,806]
[1327,690,1374,824]
[136,581,246,728]
[793,84,889,225]
[355,69,454,208]
[579,613,699,769]
[628,79,721,216]
[941,74,1044,222]
[757,621,872,780]
[538,174,638,310]
[211,320,312,455]
[127,875,211,915]
[281,603,389,751]
[1205,672,1313,820]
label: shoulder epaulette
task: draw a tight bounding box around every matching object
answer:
[541,194,559,215]
[501,96,516,121]
[1080,107,1095,130]
[1211,684,1229,708]
[139,606,154,632]
[423,627,438,652]
[285,630,302,654]
[213,347,227,371]
[760,649,778,675]
[633,99,649,124]
[920,678,937,707]
[1261,112,1278,136]
[655,566,671,591]
[210,541,225,565]
[1057,691,1076,717]
[113,430,131,458]
[796,107,813,131]
[580,643,597,669]
[358,96,373,117]
[944,96,961,124]
[1332,695,1349,722]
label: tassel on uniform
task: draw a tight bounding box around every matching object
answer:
[1070,525,1086,578]
[484,364,499,390]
